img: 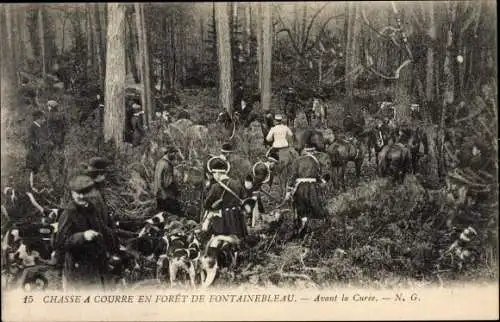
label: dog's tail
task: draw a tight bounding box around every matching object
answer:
[200,235,240,288]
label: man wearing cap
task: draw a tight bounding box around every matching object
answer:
[153,146,183,216]
[131,103,145,146]
[26,110,54,189]
[202,158,248,239]
[265,114,295,174]
[55,175,114,290]
[285,138,329,238]
[46,100,67,149]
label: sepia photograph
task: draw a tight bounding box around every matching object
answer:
[1,1,498,321]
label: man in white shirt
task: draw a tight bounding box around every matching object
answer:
[266,114,293,149]
[265,114,296,176]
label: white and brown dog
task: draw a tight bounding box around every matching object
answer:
[157,227,202,287]
[198,234,241,288]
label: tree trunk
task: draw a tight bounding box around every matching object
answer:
[255,3,263,91]
[104,3,127,150]
[344,2,360,111]
[425,2,436,105]
[169,13,176,90]
[261,3,272,112]
[215,3,233,116]
[38,7,46,77]
[89,5,103,86]
[245,4,252,56]
[86,6,93,74]
[94,4,105,89]
[1,5,18,113]
[134,3,152,127]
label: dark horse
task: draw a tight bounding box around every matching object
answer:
[326,133,364,191]
[395,125,429,174]
[377,142,412,184]
[282,87,314,128]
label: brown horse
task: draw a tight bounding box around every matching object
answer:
[377,142,412,184]
[326,134,364,191]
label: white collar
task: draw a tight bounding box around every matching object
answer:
[33,121,41,127]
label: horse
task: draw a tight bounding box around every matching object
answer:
[395,125,429,174]
[326,133,364,191]
[377,142,412,184]
[312,98,328,128]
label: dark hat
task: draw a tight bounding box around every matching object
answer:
[32,110,45,119]
[160,145,177,155]
[221,142,234,153]
[207,156,230,174]
[252,161,271,184]
[69,175,95,193]
[88,157,111,172]
[266,148,279,162]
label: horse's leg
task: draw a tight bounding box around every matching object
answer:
[355,158,363,183]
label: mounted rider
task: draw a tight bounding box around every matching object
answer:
[265,114,296,171]
[285,134,330,238]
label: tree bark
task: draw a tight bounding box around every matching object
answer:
[255,3,263,91]
[215,3,233,116]
[104,3,127,150]
[261,3,272,112]
[134,3,152,127]
[245,4,252,56]
[344,2,360,111]
[169,11,176,90]
[38,7,46,77]
[1,5,18,113]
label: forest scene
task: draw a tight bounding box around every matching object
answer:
[0,2,497,292]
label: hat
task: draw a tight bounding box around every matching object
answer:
[47,100,59,109]
[207,156,230,174]
[88,157,111,172]
[274,114,283,121]
[221,143,234,153]
[252,161,271,184]
[160,145,177,155]
[69,175,95,193]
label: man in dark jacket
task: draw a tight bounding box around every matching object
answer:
[285,137,329,238]
[26,110,54,190]
[55,175,114,291]
[153,146,183,216]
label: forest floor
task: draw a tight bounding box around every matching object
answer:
[1,88,497,291]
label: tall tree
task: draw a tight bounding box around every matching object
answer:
[255,3,263,91]
[344,2,360,110]
[261,3,273,112]
[215,3,233,116]
[104,3,127,150]
[134,3,152,126]
[38,7,46,77]
[1,5,17,112]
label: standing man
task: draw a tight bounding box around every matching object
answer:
[55,175,113,291]
[26,110,54,191]
[130,103,145,147]
[285,137,329,238]
[202,159,248,239]
[153,146,183,216]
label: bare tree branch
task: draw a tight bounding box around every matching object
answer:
[301,2,331,52]
[276,12,302,55]
[460,1,481,33]
[364,47,411,79]
[306,13,345,53]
